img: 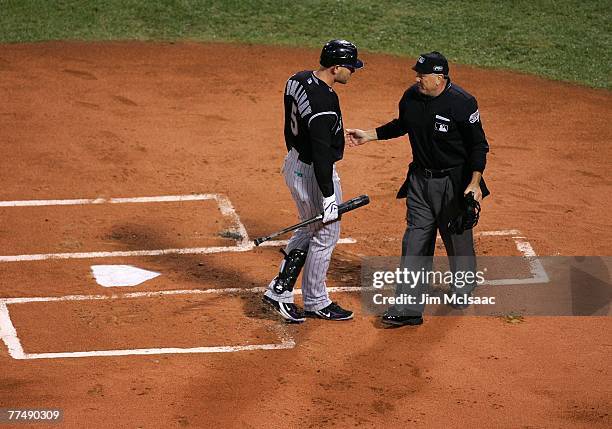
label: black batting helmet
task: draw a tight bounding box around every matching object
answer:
[320,39,364,70]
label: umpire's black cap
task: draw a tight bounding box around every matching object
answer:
[412,51,449,75]
[320,39,364,70]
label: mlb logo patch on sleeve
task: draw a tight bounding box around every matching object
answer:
[469,109,480,123]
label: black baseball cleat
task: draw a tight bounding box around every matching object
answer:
[381,309,423,327]
[262,295,305,323]
[305,302,353,321]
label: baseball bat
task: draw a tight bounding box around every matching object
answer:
[253,194,370,246]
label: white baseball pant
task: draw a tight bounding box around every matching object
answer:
[264,148,341,311]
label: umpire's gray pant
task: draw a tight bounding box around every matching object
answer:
[264,148,339,311]
[397,169,476,315]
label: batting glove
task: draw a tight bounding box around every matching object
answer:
[322,194,339,224]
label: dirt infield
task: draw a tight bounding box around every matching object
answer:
[0,42,610,428]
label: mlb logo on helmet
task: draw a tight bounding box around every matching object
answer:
[418,56,425,63]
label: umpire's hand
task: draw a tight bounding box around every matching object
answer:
[464,183,483,203]
[345,128,378,146]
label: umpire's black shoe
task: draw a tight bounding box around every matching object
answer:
[262,295,305,323]
[381,310,423,327]
[305,302,353,321]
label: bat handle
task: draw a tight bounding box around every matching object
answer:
[253,214,323,246]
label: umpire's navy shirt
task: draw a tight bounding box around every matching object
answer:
[375,79,489,173]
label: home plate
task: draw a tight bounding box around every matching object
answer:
[91,265,161,287]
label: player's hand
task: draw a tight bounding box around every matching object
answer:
[322,195,339,223]
[464,184,482,203]
[345,128,373,147]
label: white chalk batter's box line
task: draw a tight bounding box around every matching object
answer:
[0,291,296,360]
[0,230,546,361]
[0,194,357,262]
[0,193,546,360]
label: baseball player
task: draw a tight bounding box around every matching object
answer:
[262,40,364,323]
[346,51,490,326]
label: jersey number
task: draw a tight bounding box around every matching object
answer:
[290,103,298,136]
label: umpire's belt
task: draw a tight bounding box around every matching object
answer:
[416,165,461,179]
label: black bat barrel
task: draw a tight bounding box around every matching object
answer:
[338,194,369,214]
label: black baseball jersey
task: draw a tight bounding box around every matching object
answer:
[284,70,345,197]
[376,79,489,173]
